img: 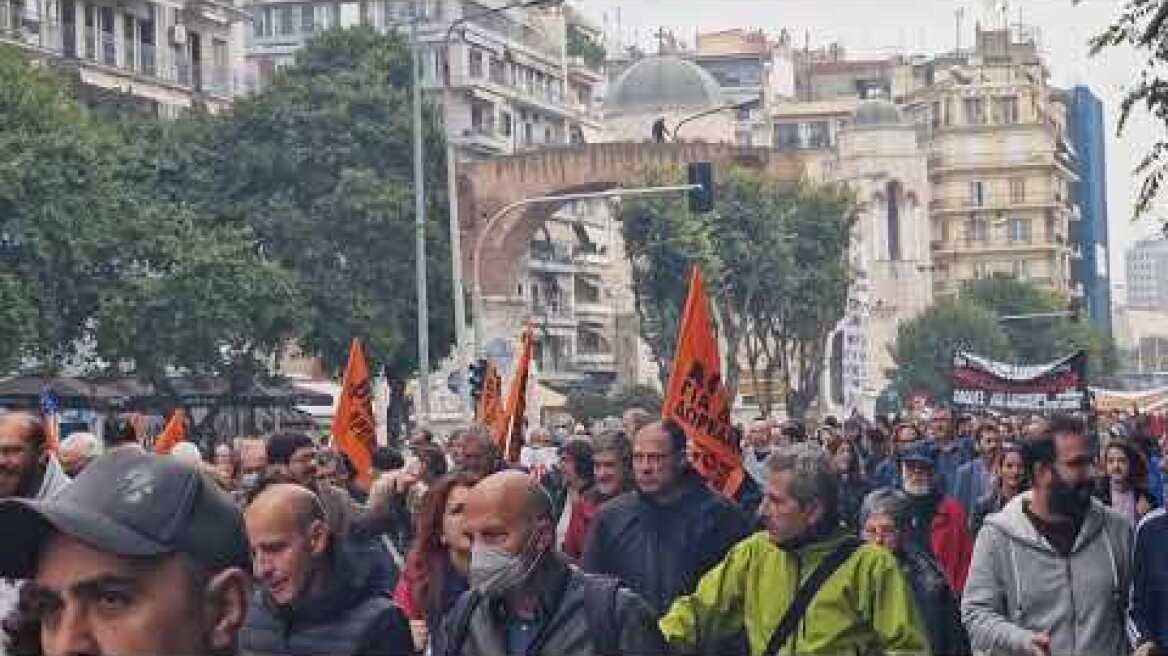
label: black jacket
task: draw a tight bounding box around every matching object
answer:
[581,470,753,615]
[899,546,971,656]
[434,555,667,656]
[239,543,414,656]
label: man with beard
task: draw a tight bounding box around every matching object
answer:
[962,415,1133,656]
[0,412,71,638]
[899,442,973,595]
[435,470,666,656]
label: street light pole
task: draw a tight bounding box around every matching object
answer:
[411,1,430,426]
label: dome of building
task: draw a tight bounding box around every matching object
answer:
[606,56,724,116]
[853,99,904,127]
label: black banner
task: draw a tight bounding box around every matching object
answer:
[950,351,1088,413]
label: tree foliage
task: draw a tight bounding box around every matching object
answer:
[563,384,662,424]
[1,30,454,439]
[890,298,1015,401]
[960,276,1119,379]
[619,164,855,418]
[891,276,1120,400]
[1085,0,1168,220]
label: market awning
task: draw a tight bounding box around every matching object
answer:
[0,375,333,411]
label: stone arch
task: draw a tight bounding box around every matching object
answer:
[457,141,805,298]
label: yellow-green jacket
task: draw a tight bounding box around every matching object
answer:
[659,530,930,656]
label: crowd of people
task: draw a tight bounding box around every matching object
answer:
[1,404,1167,656]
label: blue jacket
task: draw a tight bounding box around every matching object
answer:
[953,459,993,515]
[1149,455,1165,508]
[935,441,973,496]
[1130,509,1168,650]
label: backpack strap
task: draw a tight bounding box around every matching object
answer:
[765,538,863,656]
[440,590,482,656]
[578,572,623,656]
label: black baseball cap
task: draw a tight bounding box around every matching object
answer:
[0,448,251,578]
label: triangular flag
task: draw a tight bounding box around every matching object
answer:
[153,408,188,455]
[663,266,745,497]
[477,362,504,429]
[333,338,376,489]
[496,326,534,463]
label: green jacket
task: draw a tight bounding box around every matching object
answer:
[659,530,930,656]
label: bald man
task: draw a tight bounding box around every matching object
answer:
[240,483,412,656]
[435,471,667,656]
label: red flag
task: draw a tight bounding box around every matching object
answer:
[663,266,745,497]
[496,326,534,463]
[333,338,376,488]
[152,409,188,455]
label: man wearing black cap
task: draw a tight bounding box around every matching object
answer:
[0,448,252,656]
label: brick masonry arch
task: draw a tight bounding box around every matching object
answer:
[457,141,806,297]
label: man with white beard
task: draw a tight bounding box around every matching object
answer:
[897,441,974,597]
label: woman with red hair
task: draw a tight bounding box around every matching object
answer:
[392,473,477,652]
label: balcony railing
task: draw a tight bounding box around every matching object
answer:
[530,240,573,264]
[531,302,573,320]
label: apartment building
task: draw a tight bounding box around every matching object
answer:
[898,27,1080,299]
[1,0,246,115]
[1126,238,1168,310]
[244,0,602,154]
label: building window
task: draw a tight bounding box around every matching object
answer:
[1045,210,1056,240]
[735,106,751,121]
[276,5,294,35]
[735,129,752,146]
[1008,218,1032,243]
[301,4,314,33]
[468,48,483,78]
[123,14,135,70]
[973,261,990,279]
[775,123,799,150]
[964,97,986,125]
[931,101,941,129]
[500,111,512,137]
[943,97,953,126]
[99,5,114,65]
[1012,259,1030,279]
[965,215,988,243]
[994,96,1019,124]
[139,7,155,75]
[1009,178,1026,204]
[807,121,830,148]
[969,181,985,207]
[886,181,902,261]
[489,56,503,84]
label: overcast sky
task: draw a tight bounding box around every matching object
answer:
[573,0,1162,288]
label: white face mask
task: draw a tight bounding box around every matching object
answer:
[467,531,544,597]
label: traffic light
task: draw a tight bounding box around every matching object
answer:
[468,359,487,402]
[688,161,714,213]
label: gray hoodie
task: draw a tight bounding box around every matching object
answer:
[961,491,1132,656]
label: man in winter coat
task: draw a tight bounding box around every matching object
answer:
[900,441,974,595]
[582,419,753,614]
[962,415,1133,656]
[1130,508,1168,656]
[953,423,1002,515]
[435,470,667,656]
[240,483,413,656]
[659,444,928,656]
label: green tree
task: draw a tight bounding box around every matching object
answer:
[619,164,719,386]
[564,384,663,424]
[191,28,454,436]
[1085,0,1168,220]
[890,298,1015,401]
[960,276,1119,379]
[566,23,606,70]
[619,164,855,418]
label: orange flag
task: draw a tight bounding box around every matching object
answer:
[152,409,188,455]
[663,266,745,497]
[477,362,504,428]
[333,338,376,489]
[496,326,534,463]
